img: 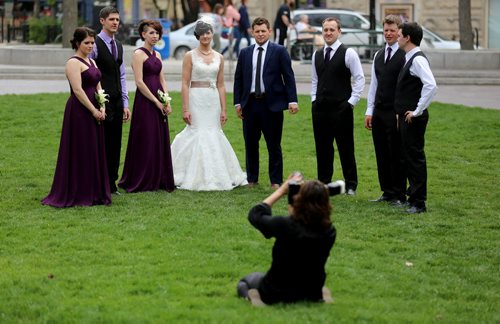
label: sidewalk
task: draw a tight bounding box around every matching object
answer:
[1,78,497,110]
[0,56,499,110]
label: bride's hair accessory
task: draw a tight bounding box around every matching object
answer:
[194,17,214,40]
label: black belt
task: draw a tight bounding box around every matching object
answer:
[250,93,266,99]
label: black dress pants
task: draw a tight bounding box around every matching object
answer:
[274,28,287,46]
[312,100,358,189]
[372,108,405,200]
[242,96,284,185]
[104,100,124,192]
[399,110,429,207]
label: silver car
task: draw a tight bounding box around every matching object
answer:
[290,9,384,59]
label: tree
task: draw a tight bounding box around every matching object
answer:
[458,0,474,50]
[180,0,199,25]
[33,0,40,18]
[61,0,77,48]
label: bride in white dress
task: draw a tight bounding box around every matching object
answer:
[171,19,248,190]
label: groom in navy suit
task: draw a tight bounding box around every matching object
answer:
[234,17,299,189]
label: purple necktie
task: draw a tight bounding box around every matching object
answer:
[110,39,117,60]
[385,47,392,64]
[325,47,332,63]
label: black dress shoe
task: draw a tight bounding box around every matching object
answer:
[406,206,426,214]
[370,195,392,202]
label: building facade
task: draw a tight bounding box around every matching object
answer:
[324,0,494,48]
[104,0,498,49]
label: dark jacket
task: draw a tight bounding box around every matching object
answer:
[248,203,336,304]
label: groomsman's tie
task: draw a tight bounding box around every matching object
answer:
[110,39,117,60]
[255,47,263,97]
[324,47,332,63]
[385,47,392,64]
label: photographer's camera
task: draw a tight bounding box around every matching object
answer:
[288,172,345,204]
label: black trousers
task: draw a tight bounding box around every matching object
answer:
[104,99,124,192]
[242,96,284,185]
[274,28,287,46]
[312,100,358,189]
[399,110,429,207]
[372,108,405,200]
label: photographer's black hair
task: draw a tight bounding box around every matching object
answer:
[70,27,96,50]
[291,180,332,229]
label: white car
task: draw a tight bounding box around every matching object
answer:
[421,27,461,49]
[169,21,253,60]
[359,14,461,50]
[290,9,383,59]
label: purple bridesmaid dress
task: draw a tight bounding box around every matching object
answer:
[118,48,175,192]
[42,56,111,207]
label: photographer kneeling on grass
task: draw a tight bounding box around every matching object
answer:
[237,173,343,305]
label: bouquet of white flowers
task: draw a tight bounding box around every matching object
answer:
[94,89,109,124]
[95,89,109,108]
[157,90,172,106]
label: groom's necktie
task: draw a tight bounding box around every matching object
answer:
[255,47,263,97]
[110,39,117,60]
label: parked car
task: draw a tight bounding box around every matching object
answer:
[359,14,461,50]
[169,21,253,60]
[421,27,461,49]
[290,8,383,59]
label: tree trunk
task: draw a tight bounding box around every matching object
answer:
[33,0,40,18]
[62,0,78,48]
[458,0,474,50]
[181,0,199,25]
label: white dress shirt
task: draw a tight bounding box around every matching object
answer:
[311,39,365,105]
[251,41,269,93]
[404,47,438,117]
[365,42,400,116]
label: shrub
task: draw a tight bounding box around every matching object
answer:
[27,16,61,44]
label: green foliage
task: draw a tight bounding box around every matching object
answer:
[0,92,498,322]
[27,16,60,44]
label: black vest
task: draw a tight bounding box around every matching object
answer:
[394,51,427,115]
[374,47,405,111]
[95,36,123,101]
[314,44,351,105]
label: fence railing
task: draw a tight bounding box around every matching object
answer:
[7,24,29,43]
[7,24,61,43]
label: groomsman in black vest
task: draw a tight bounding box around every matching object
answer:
[311,17,365,195]
[90,6,131,194]
[365,15,406,205]
[395,22,437,214]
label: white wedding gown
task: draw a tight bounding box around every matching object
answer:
[171,50,248,191]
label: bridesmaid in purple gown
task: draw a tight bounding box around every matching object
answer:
[119,20,175,193]
[42,27,111,207]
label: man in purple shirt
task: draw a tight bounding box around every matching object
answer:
[90,6,130,194]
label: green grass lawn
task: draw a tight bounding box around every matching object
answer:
[0,92,498,322]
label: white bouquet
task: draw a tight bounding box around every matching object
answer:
[157,90,172,106]
[95,89,109,109]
